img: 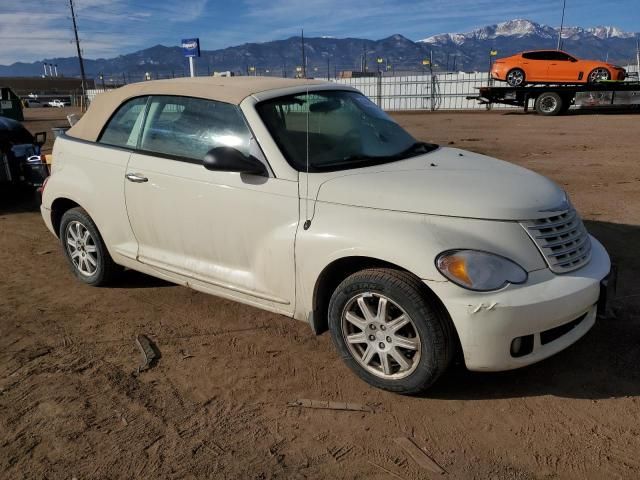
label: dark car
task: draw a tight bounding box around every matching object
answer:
[0,116,49,189]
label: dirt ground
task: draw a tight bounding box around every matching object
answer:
[1,106,639,479]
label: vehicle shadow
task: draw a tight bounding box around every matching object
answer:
[501,106,640,116]
[427,219,640,400]
[0,187,40,215]
[112,269,173,289]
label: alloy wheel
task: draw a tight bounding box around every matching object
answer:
[507,70,524,87]
[589,68,610,83]
[65,221,98,277]
[341,292,421,379]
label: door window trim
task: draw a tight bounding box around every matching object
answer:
[97,95,151,148]
[94,94,273,176]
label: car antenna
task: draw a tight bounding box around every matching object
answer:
[303,85,312,230]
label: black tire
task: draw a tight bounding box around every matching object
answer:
[506,68,526,87]
[328,268,454,394]
[59,207,122,286]
[535,92,564,116]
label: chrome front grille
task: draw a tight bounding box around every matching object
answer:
[521,209,592,273]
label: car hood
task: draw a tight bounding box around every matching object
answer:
[312,147,567,221]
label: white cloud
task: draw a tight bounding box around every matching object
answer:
[0,0,209,64]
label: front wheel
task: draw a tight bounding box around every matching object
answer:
[588,68,611,83]
[328,269,454,394]
[60,207,122,286]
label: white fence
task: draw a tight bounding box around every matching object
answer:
[331,72,503,111]
[86,88,107,103]
[87,64,639,112]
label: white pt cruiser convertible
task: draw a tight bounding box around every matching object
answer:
[41,77,614,394]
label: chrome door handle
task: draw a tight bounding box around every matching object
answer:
[125,172,148,183]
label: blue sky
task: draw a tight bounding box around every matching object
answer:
[1,0,638,64]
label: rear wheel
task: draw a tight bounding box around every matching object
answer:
[60,207,122,286]
[588,67,611,83]
[328,268,454,394]
[506,68,526,87]
[535,92,564,116]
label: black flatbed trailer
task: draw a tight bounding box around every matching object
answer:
[468,81,640,116]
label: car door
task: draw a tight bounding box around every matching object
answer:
[522,52,550,82]
[124,95,299,313]
[80,95,148,261]
[546,52,577,82]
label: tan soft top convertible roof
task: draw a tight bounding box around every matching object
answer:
[68,76,328,142]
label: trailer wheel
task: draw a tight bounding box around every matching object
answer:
[535,92,564,116]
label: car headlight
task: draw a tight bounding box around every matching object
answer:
[435,250,528,291]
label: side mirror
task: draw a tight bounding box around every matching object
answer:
[203,147,267,176]
[34,131,47,146]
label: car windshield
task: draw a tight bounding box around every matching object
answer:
[256,90,437,172]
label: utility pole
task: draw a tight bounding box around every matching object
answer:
[637,38,640,76]
[301,29,307,78]
[361,45,368,73]
[69,0,87,107]
[557,0,567,50]
[327,57,330,80]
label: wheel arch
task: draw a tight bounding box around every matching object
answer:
[50,197,82,237]
[310,255,455,339]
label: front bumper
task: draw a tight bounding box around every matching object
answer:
[426,235,611,371]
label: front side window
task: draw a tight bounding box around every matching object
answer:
[99,96,148,148]
[139,96,252,162]
[546,51,573,61]
[256,90,435,172]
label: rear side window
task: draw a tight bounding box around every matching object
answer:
[99,97,148,148]
[548,52,574,61]
[139,96,252,162]
[522,51,554,60]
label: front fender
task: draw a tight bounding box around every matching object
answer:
[294,201,547,321]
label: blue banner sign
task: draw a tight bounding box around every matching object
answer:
[181,38,201,58]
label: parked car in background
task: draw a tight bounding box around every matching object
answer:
[0,116,48,189]
[492,50,627,86]
[40,77,613,394]
[48,99,70,108]
[23,98,44,108]
[0,86,24,121]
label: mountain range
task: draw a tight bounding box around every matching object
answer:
[1,19,638,79]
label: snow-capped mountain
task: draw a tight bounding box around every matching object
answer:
[0,19,637,77]
[420,19,633,44]
[417,19,637,70]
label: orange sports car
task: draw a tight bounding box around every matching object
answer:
[491,50,627,86]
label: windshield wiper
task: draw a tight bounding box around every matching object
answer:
[315,142,438,170]
[395,141,438,159]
